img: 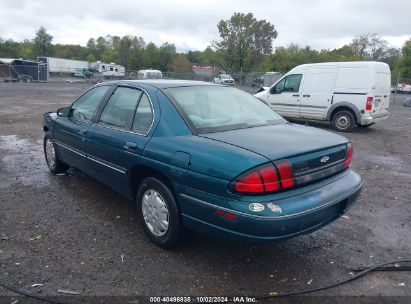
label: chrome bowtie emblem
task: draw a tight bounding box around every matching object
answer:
[320,156,330,163]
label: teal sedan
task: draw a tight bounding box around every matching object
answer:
[43,80,362,248]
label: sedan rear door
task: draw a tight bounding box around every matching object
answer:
[85,86,154,197]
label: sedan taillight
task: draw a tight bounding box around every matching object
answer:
[230,161,295,195]
[343,143,353,169]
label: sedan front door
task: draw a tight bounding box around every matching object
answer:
[53,85,111,171]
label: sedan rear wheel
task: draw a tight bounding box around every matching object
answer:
[136,177,182,248]
[141,189,169,237]
[43,135,69,174]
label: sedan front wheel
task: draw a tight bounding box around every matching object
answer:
[43,135,69,174]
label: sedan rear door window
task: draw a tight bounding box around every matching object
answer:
[132,93,153,134]
[99,87,142,130]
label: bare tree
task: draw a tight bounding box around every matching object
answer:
[350,33,388,60]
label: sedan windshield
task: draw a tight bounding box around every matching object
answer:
[166,86,285,133]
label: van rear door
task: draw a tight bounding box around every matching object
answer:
[299,68,337,119]
[373,71,391,115]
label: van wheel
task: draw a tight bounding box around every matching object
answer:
[332,110,355,132]
[136,177,182,248]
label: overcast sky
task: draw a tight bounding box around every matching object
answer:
[0,0,410,52]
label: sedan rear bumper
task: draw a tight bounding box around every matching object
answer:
[179,170,362,242]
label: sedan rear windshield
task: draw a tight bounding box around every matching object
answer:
[166,86,285,133]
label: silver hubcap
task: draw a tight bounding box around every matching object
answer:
[45,138,56,168]
[336,115,350,129]
[142,189,169,237]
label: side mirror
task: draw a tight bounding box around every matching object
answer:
[270,86,280,94]
[57,107,70,117]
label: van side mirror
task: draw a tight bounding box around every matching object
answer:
[270,86,281,94]
[57,107,70,117]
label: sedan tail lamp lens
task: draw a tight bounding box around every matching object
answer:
[234,171,265,193]
[259,166,281,191]
[231,162,292,195]
[274,160,295,188]
[343,143,353,169]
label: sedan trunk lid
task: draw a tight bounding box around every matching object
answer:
[200,123,350,187]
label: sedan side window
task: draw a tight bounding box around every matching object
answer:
[132,93,153,134]
[71,86,110,122]
[99,87,142,130]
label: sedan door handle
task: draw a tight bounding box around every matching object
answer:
[78,129,88,135]
[293,94,299,97]
[123,141,138,150]
[303,94,310,98]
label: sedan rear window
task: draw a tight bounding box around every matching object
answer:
[166,86,285,133]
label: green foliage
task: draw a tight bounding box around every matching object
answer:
[399,39,411,78]
[215,12,277,72]
[268,43,367,73]
[86,54,96,63]
[54,44,89,60]
[0,38,21,58]
[170,54,192,73]
[33,27,53,57]
[0,22,409,77]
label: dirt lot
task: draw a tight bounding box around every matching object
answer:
[0,82,410,302]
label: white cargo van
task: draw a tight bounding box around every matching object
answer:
[254,62,391,132]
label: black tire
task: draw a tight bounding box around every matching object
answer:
[43,134,69,174]
[136,177,182,248]
[331,110,356,132]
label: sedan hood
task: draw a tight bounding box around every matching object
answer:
[200,123,349,161]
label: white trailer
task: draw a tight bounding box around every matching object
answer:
[38,57,89,75]
[89,62,125,78]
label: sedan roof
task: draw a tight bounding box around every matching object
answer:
[108,79,218,89]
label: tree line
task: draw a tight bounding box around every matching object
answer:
[0,12,410,78]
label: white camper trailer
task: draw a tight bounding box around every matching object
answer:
[89,62,125,78]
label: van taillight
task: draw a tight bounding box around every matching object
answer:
[343,143,353,169]
[230,162,295,194]
[366,97,373,111]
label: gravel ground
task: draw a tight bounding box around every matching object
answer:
[0,82,410,302]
